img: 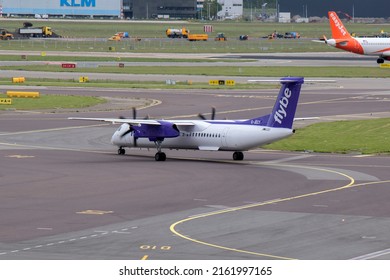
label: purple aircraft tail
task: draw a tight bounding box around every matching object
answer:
[267,77,304,128]
[246,77,304,129]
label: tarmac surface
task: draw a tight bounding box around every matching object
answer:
[0,78,389,260]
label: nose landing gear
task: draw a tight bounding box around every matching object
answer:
[154,139,166,161]
[118,147,126,155]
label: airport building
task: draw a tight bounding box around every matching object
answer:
[278,0,387,18]
[217,0,243,20]
[0,0,197,19]
[122,0,197,19]
[1,0,121,17]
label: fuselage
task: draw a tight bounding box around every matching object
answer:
[329,37,390,57]
[356,37,390,57]
[111,120,293,152]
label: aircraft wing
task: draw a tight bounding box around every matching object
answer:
[68,117,161,126]
[68,117,196,127]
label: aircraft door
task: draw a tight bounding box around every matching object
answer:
[221,127,230,147]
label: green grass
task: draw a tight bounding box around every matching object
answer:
[0,19,386,55]
[1,65,389,78]
[1,19,385,39]
[266,118,390,154]
[0,18,388,54]
[0,37,332,53]
[0,78,276,90]
[0,93,106,110]
[0,19,386,53]
[0,55,242,63]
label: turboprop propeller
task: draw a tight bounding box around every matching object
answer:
[198,107,216,120]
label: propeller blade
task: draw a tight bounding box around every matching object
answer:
[132,107,137,119]
[120,128,132,138]
[198,107,216,120]
[198,113,207,120]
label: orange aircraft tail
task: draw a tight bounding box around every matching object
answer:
[328,11,352,39]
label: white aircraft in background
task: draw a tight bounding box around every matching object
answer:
[323,11,390,64]
[69,77,304,161]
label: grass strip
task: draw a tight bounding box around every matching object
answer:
[0,78,276,90]
[0,93,105,110]
[266,118,390,154]
[0,65,389,78]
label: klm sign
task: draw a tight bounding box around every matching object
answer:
[60,0,96,7]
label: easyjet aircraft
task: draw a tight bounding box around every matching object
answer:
[69,77,304,161]
[324,11,390,64]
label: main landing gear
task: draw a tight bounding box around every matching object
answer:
[233,151,244,161]
[117,145,167,161]
[377,58,385,64]
[118,146,243,162]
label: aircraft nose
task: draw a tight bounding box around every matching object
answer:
[111,126,123,145]
[111,131,119,144]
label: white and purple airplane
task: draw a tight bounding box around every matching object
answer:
[69,77,304,161]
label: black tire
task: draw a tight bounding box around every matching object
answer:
[233,151,244,161]
[377,58,385,64]
[155,152,166,161]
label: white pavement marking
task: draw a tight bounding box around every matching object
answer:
[351,248,390,260]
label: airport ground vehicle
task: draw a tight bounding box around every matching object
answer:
[167,27,207,41]
[265,31,284,39]
[18,26,52,37]
[109,35,121,41]
[108,32,129,41]
[215,33,227,41]
[284,32,300,39]
[0,29,13,40]
[187,34,208,41]
[166,28,189,38]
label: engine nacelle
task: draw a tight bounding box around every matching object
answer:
[132,121,180,141]
[325,39,337,47]
[111,121,181,147]
[111,123,136,147]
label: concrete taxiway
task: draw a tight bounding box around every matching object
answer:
[0,79,389,260]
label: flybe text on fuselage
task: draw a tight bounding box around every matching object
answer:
[273,87,292,125]
[60,0,96,7]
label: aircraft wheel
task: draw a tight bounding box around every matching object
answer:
[233,151,244,161]
[377,58,385,64]
[118,148,125,155]
[155,152,166,161]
